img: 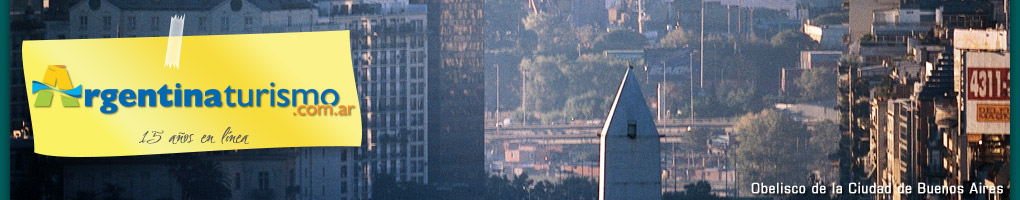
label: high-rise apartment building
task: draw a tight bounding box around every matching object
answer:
[296,1,429,199]
[410,0,485,197]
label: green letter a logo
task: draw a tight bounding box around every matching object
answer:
[34,65,80,107]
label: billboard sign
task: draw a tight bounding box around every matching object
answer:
[644,48,694,79]
[964,52,1009,135]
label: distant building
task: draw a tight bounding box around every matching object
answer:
[846,0,898,43]
[410,0,486,197]
[62,150,297,200]
[802,23,846,50]
[296,2,429,199]
[45,0,317,39]
[799,50,842,69]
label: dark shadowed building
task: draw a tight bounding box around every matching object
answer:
[410,0,485,198]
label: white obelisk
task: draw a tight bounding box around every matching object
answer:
[599,67,662,200]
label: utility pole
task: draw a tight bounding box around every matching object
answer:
[638,0,644,33]
[662,61,667,120]
[495,64,500,134]
[690,51,695,123]
[699,0,705,88]
[522,68,527,125]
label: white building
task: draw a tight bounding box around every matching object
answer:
[46,0,318,39]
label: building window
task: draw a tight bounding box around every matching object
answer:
[244,16,254,31]
[150,17,159,31]
[258,171,269,189]
[627,121,637,139]
[126,16,136,29]
[341,182,349,194]
[198,17,206,31]
[234,173,241,190]
[341,166,348,178]
[78,16,87,30]
[221,17,230,31]
[102,16,111,30]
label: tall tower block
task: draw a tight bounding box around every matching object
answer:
[599,67,663,200]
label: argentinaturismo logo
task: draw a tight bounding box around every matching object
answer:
[29,65,358,116]
[32,65,82,107]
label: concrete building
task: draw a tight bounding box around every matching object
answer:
[410,0,486,197]
[802,23,846,50]
[45,0,317,39]
[62,150,298,200]
[846,0,898,43]
[851,2,1010,199]
[799,50,842,69]
[273,1,430,199]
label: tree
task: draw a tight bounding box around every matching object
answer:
[795,68,837,102]
[371,173,441,200]
[771,30,816,49]
[169,158,231,200]
[731,109,814,195]
[659,28,693,48]
[523,12,580,56]
[810,12,848,25]
[549,176,597,200]
[101,183,128,200]
[484,173,596,200]
[808,121,840,183]
[564,54,629,97]
[520,56,570,112]
[681,128,712,154]
[683,181,713,197]
[663,180,720,200]
[563,91,609,120]
[593,29,648,52]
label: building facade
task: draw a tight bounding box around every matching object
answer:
[411,0,486,197]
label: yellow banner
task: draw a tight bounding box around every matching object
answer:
[21,31,361,157]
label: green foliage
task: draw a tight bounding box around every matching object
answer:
[659,28,694,48]
[520,56,570,112]
[486,51,525,112]
[771,30,817,49]
[168,158,232,200]
[680,128,712,153]
[663,181,721,200]
[563,91,610,120]
[484,0,527,50]
[485,174,597,200]
[523,12,581,56]
[593,29,648,52]
[510,110,540,124]
[859,34,876,42]
[731,110,814,194]
[810,12,848,25]
[371,173,446,200]
[795,68,837,102]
